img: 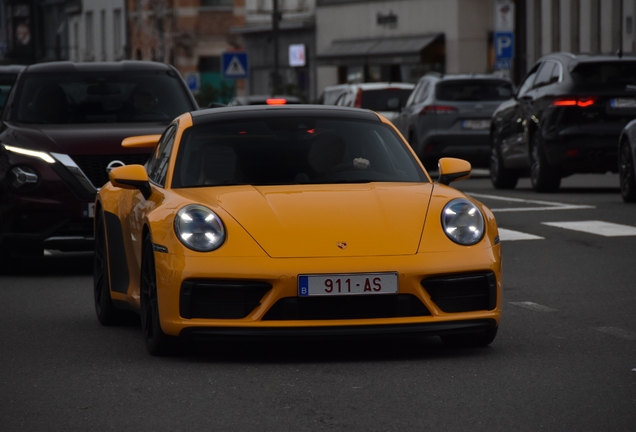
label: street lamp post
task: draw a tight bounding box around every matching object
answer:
[272,0,280,96]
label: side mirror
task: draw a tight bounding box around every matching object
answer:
[109,164,152,199]
[122,134,162,149]
[437,157,471,185]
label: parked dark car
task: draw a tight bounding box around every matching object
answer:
[0,65,25,110]
[227,95,302,106]
[618,119,636,202]
[0,61,198,263]
[490,52,636,191]
[393,73,514,170]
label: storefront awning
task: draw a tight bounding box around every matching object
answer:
[318,33,442,65]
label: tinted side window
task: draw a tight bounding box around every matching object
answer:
[415,82,429,103]
[146,125,177,186]
[517,64,541,97]
[405,82,423,107]
[534,61,558,88]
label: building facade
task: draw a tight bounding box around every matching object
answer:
[315,0,494,93]
[126,0,239,104]
[67,0,126,62]
[231,0,317,102]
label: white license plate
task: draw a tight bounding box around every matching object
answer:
[461,119,490,130]
[610,98,636,108]
[298,273,398,297]
[83,202,95,218]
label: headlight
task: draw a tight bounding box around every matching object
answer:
[441,198,485,245]
[2,144,56,164]
[174,205,226,252]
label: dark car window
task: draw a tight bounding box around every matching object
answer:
[436,80,513,101]
[172,117,428,188]
[360,89,413,111]
[0,73,19,109]
[414,82,429,104]
[517,64,540,97]
[11,71,192,124]
[571,61,636,88]
[147,124,177,186]
[534,61,559,88]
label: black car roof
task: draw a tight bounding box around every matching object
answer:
[540,52,636,67]
[0,65,26,74]
[190,104,381,125]
[22,61,177,74]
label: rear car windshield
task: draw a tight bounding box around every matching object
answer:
[436,80,514,101]
[570,61,636,88]
[361,89,413,111]
[11,71,193,124]
[172,117,428,187]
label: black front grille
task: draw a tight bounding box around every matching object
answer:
[421,272,497,313]
[71,154,150,189]
[180,280,272,319]
[262,294,430,321]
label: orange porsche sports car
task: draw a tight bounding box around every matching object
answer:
[94,105,502,355]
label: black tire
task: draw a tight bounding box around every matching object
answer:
[619,141,636,203]
[94,211,135,326]
[490,137,518,189]
[441,326,498,348]
[140,233,177,356]
[530,133,561,192]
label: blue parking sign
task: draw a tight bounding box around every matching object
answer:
[494,32,514,60]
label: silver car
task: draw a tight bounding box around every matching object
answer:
[324,82,414,124]
[393,73,514,169]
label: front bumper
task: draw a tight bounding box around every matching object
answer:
[180,319,497,341]
[143,246,502,338]
[0,149,98,255]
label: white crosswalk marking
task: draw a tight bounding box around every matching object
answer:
[542,220,636,237]
[509,301,558,312]
[498,228,544,241]
[594,327,636,341]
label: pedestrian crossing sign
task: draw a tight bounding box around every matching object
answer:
[221,52,249,79]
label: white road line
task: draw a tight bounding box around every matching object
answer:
[469,193,595,212]
[542,220,636,237]
[498,228,544,241]
[509,301,558,312]
[594,327,636,341]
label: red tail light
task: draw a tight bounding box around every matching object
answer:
[419,105,458,115]
[354,88,363,108]
[551,97,596,107]
[266,98,287,105]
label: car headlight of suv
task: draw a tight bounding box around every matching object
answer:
[174,204,226,252]
[441,198,485,245]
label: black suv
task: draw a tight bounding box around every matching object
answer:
[0,61,198,263]
[490,52,636,191]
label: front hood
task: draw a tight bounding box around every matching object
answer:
[1,121,167,155]
[180,183,433,258]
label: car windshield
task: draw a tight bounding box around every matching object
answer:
[436,80,514,101]
[360,89,413,111]
[571,61,636,88]
[12,71,193,124]
[172,117,428,187]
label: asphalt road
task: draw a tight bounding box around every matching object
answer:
[1,173,635,431]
